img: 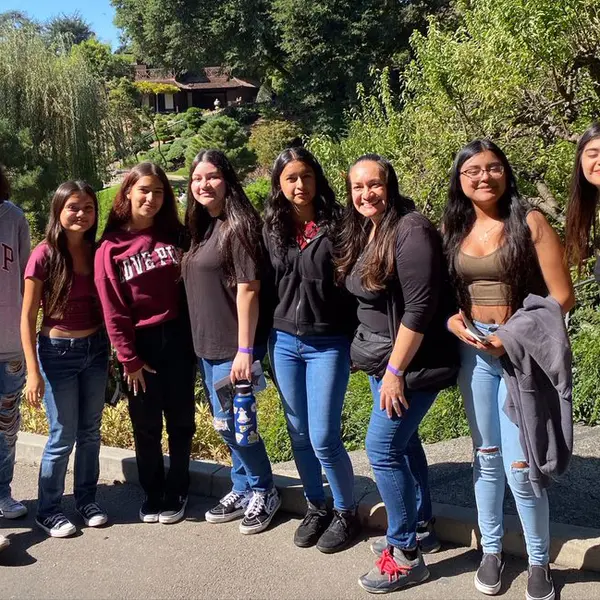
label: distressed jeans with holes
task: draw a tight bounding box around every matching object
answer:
[198,347,274,493]
[458,321,550,565]
[0,358,25,499]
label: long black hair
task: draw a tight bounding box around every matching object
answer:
[263,147,341,258]
[181,149,263,285]
[441,139,536,318]
[565,122,600,271]
[44,181,99,318]
[336,154,415,289]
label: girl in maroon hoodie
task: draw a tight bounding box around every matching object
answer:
[95,162,196,525]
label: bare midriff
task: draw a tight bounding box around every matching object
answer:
[470,303,511,325]
[40,325,101,339]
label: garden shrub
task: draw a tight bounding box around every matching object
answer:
[165,138,189,168]
[96,185,119,236]
[183,107,205,132]
[244,177,271,213]
[249,119,302,168]
[419,386,470,444]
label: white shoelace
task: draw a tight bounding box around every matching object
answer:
[220,491,244,508]
[245,492,266,518]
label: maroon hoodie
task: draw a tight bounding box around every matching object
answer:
[95,227,183,373]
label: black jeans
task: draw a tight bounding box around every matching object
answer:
[127,316,196,502]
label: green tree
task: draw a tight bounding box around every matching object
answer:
[72,38,133,81]
[45,11,94,48]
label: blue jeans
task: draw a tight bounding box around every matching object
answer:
[458,321,550,565]
[0,357,25,499]
[366,377,437,548]
[198,347,274,493]
[37,331,109,518]
[269,330,355,511]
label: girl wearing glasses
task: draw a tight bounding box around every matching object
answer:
[442,140,573,600]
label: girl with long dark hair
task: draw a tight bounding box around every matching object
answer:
[21,181,108,538]
[0,165,30,552]
[442,140,574,600]
[338,154,456,594]
[95,162,196,525]
[263,147,358,553]
[565,122,600,272]
[182,150,280,535]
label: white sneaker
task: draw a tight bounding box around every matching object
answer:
[77,502,108,527]
[36,513,76,538]
[0,496,27,519]
[239,487,281,535]
[0,535,9,552]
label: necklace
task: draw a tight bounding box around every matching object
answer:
[477,221,502,244]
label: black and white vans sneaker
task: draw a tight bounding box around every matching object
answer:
[36,513,76,538]
[159,496,188,524]
[239,487,281,535]
[139,497,162,523]
[77,502,108,527]
[205,490,251,524]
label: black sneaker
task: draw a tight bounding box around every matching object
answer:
[316,508,360,554]
[239,487,281,535]
[371,519,441,556]
[35,513,76,538]
[359,546,430,594]
[159,495,188,524]
[139,497,162,523]
[294,501,332,548]
[205,490,250,524]
[474,553,504,595]
[526,565,555,600]
[77,502,108,527]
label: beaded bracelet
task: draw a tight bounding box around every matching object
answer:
[238,347,254,355]
[386,364,404,377]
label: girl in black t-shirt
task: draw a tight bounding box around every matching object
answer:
[181,150,280,535]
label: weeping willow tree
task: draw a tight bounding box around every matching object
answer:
[0,22,110,234]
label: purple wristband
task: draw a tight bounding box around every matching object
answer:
[238,347,254,355]
[386,364,404,377]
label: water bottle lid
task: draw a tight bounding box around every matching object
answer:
[234,381,252,395]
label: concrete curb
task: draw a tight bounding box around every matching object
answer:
[16,432,600,572]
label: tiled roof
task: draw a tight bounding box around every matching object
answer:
[134,65,257,90]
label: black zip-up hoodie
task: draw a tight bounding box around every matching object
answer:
[262,225,356,337]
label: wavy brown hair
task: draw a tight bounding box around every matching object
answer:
[181,149,263,286]
[104,162,183,241]
[336,154,415,290]
[565,123,600,271]
[44,181,98,318]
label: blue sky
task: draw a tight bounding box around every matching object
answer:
[3,0,121,47]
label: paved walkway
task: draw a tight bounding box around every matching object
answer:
[1,463,599,599]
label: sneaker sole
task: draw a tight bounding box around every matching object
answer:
[35,520,76,538]
[1,508,28,519]
[139,510,159,524]
[474,563,505,596]
[159,500,188,524]
[358,567,430,594]
[317,529,359,554]
[80,514,108,528]
[525,587,555,600]
[204,507,246,524]
[239,496,282,535]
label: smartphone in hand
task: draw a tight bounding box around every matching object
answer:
[459,310,490,344]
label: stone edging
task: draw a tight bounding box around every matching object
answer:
[16,432,600,572]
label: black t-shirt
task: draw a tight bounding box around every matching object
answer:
[183,217,272,360]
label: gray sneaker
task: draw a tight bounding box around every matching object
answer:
[371,520,441,556]
[526,565,555,600]
[358,546,430,594]
[474,553,504,595]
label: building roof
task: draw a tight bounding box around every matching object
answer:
[134,65,257,90]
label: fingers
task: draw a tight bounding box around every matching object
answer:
[142,364,156,374]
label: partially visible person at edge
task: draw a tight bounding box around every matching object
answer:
[338,154,458,594]
[0,166,30,553]
[21,182,109,538]
[442,139,574,600]
[263,147,359,553]
[565,122,600,279]
[181,149,280,535]
[94,162,196,525]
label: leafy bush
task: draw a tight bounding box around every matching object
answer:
[96,185,119,237]
[170,120,187,137]
[249,119,302,168]
[183,107,205,132]
[222,105,260,126]
[180,127,197,139]
[185,116,256,177]
[165,138,189,168]
[244,177,271,213]
[419,387,470,444]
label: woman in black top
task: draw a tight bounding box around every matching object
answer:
[182,150,280,535]
[338,154,456,594]
[263,147,358,553]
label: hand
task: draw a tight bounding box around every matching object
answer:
[481,334,506,357]
[126,364,156,396]
[379,369,409,419]
[230,351,252,384]
[24,371,44,408]
[447,313,490,351]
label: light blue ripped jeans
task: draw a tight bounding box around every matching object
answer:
[457,321,550,566]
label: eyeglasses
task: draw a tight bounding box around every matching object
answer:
[460,164,505,180]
